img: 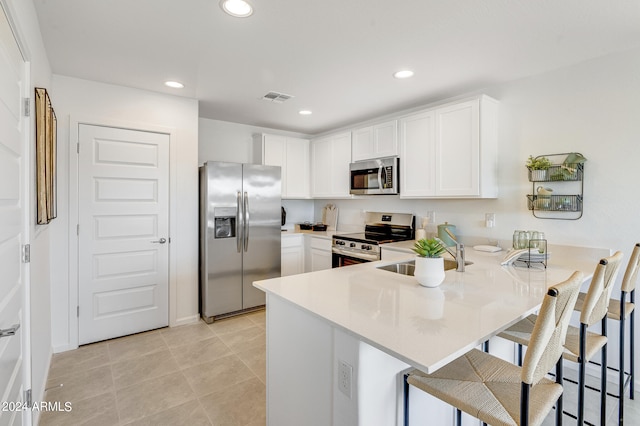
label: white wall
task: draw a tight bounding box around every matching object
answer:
[49,75,200,352]
[2,0,53,417]
[199,117,309,165]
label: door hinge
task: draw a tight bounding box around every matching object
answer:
[77,224,79,235]
[21,244,30,263]
[77,306,79,317]
[77,143,80,154]
[24,389,32,408]
[23,98,30,117]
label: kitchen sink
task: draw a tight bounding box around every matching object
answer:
[376,259,473,276]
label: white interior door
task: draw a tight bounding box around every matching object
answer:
[0,4,29,425]
[78,124,169,345]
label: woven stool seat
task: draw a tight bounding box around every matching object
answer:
[563,324,608,363]
[407,349,562,426]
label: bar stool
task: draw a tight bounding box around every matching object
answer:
[403,271,583,426]
[499,251,624,426]
[573,243,639,425]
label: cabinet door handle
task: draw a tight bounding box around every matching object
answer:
[0,324,20,339]
[151,238,167,244]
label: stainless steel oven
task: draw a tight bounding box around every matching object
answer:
[349,157,399,195]
[332,239,381,267]
[332,212,414,267]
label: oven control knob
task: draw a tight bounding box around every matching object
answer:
[336,240,344,245]
[349,242,356,248]
[361,244,369,250]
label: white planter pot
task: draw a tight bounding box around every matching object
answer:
[530,169,548,181]
[414,256,445,287]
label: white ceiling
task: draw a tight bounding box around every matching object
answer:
[33,0,640,135]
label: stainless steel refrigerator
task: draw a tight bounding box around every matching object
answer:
[199,161,281,322]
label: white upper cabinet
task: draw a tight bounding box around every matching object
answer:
[399,110,437,197]
[399,95,498,198]
[351,120,398,162]
[257,134,310,199]
[311,132,352,198]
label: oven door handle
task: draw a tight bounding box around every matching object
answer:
[332,247,380,262]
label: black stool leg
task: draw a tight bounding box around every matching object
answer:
[578,323,587,426]
[521,382,531,426]
[456,408,462,426]
[620,295,626,425]
[556,359,563,426]
[601,318,607,426]
[631,289,635,400]
[517,343,523,367]
[403,373,409,426]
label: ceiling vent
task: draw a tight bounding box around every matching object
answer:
[262,91,294,103]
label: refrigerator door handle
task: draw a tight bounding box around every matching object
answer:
[236,191,242,253]
[243,191,250,252]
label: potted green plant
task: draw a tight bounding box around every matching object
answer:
[526,155,552,181]
[412,238,447,287]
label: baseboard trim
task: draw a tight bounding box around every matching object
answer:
[173,314,200,327]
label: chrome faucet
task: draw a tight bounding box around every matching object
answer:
[440,228,466,272]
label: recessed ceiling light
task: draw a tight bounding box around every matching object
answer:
[220,0,253,18]
[393,70,414,79]
[165,81,184,89]
[299,110,312,116]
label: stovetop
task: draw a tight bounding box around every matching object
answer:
[333,232,412,245]
[333,211,415,246]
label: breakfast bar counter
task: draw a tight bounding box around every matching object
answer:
[254,247,601,426]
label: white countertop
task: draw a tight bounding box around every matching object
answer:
[281,229,335,239]
[254,248,593,374]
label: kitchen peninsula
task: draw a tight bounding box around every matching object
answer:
[254,245,605,425]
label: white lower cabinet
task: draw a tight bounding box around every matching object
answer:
[309,236,332,271]
[281,234,305,276]
[399,95,498,198]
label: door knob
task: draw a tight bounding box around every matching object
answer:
[151,238,167,244]
[0,324,20,339]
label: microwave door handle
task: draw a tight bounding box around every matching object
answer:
[236,191,242,253]
[378,166,384,189]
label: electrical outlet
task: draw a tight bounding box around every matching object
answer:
[338,360,353,398]
[485,213,495,228]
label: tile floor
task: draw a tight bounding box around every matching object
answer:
[40,309,640,425]
[40,310,266,426]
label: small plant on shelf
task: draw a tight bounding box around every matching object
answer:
[526,155,552,181]
[412,238,446,258]
[526,155,552,170]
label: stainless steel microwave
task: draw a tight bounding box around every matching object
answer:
[349,157,399,195]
